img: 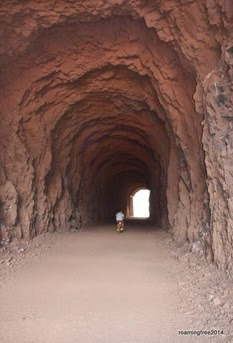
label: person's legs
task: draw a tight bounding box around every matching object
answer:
[120,221,124,232]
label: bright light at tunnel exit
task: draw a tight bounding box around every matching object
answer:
[133,189,150,218]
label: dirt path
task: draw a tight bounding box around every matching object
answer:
[0,225,232,342]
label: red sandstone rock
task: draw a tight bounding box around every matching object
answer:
[0,1,232,271]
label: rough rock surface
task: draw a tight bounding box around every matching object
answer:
[0,1,232,271]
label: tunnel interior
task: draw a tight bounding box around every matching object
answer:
[0,1,233,272]
[48,60,169,227]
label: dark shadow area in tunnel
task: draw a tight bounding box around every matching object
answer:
[125,217,152,227]
[74,128,166,227]
[84,217,156,234]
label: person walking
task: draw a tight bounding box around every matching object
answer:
[115,210,125,232]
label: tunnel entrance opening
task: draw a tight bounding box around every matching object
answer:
[128,188,150,218]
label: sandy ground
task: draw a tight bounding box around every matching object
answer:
[0,224,232,343]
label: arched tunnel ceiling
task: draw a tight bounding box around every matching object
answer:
[0,1,232,271]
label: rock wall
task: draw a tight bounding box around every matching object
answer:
[202,46,233,271]
[0,1,232,271]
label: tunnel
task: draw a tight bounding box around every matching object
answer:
[0,1,233,273]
